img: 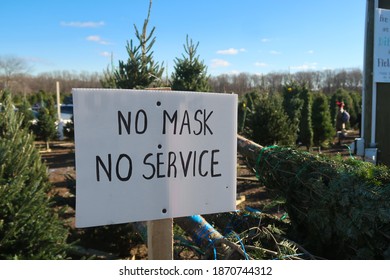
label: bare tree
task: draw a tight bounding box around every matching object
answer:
[0,55,30,89]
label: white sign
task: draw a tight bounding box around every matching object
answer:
[374,8,390,83]
[73,89,237,227]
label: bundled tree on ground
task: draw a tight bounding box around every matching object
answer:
[170,35,210,92]
[0,91,69,259]
[238,134,390,259]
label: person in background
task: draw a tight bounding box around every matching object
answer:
[335,101,350,145]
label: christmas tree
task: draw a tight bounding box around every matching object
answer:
[34,106,58,151]
[171,35,210,92]
[113,0,164,89]
[312,93,334,147]
[0,91,69,259]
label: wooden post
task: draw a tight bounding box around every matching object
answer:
[147,218,173,260]
[56,81,64,140]
[56,81,61,122]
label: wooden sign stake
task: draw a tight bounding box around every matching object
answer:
[147,218,173,260]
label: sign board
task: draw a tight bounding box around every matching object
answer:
[73,89,237,228]
[374,8,390,83]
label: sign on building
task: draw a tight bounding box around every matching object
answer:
[374,8,390,82]
[73,89,237,228]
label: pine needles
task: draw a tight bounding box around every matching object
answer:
[0,91,69,259]
[238,135,390,259]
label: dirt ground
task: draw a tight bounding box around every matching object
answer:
[39,131,358,259]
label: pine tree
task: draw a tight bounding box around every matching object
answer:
[113,0,164,89]
[17,98,35,131]
[312,93,334,147]
[171,35,210,92]
[282,82,304,142]
[35,107,58,151]
[100,53,117,88]
[298,86,313,150]
[247,93,296,146]
[0,91,69,259]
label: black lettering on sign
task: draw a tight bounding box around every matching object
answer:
[162,109,214,135]
[117,110,148,135]
[211,149,221,177]
[96,154,112,182]
[116,154,133,181]
[142,149,221,180]
[179,151,192,177]
[162,110,178,135]
[142,153,155,180]
[96,153,133,182]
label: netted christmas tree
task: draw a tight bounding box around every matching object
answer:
[0,91,69,259]
[237,134,390,259]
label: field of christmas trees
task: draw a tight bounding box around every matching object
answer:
[2,0,389,260]
[3,79,390,260]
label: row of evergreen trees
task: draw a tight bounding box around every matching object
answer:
[14,91,59,150]
[239,84,361,149]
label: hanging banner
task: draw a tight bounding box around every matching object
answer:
[73,89,237,228]
[374,8,390,83]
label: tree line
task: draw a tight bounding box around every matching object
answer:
[0,59,362,97]
[209,68,362,96]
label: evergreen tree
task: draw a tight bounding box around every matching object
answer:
[0,91,69,259]
[350,91,362,130]
[17,98,35,131]
[171,35,210,92]
[238,91,262,135]
[312,93,334,147]
[100,52,117,88]
[113,0,164,89]
[282,82,304,142]
[34,107,58,151]
[298,86,313,150]
[247,93,296,146]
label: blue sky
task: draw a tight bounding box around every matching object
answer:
[0,0,366,76]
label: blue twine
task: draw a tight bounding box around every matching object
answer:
[245,206,262,214]
[190,215,217,246]
[343,144,355,159]
[255,145,278,179]
[190,215,220,259]
[230,231,249,260]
